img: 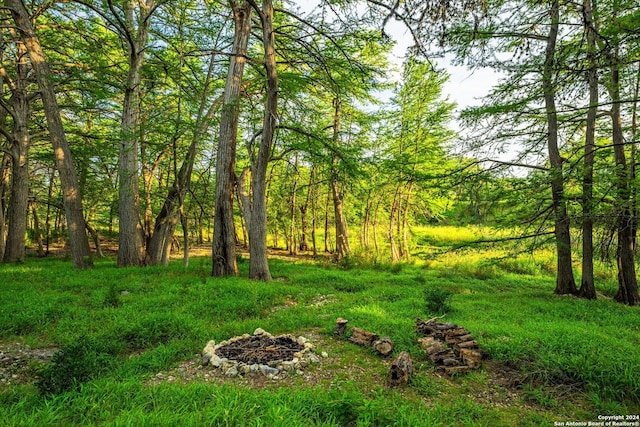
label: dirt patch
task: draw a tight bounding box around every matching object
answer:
[0,342,58,388]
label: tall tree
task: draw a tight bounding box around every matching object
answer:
[0,24,31,263]
[212,0,252,277]
[247,0,277,280]
[116,0,156,267]
[578,0,598,299]
[602,0,639,305]
[6,0,93,268]
[543,0,577,295]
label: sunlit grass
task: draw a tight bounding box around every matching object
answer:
[1,225,638,425]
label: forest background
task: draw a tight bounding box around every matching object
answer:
[2,1,640,424]
[1,0,639,300]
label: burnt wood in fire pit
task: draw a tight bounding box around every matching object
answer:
[215,335,304,365]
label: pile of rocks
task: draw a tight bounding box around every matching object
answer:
[201,328,325,379]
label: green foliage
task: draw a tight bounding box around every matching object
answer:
[36,336,112,395]
[1,247,639,424]
[423,286,454,315]
[102,283,121,308]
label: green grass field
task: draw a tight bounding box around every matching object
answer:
[1,231,638,426]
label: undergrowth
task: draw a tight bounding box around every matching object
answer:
[1,237,638,426]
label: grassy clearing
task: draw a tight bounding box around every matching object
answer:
[1,232,638,426]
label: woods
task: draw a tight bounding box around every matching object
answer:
[1,0,639,304]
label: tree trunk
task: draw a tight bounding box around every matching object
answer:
[578,0,597,300]
[0,154,10,260]
[299,165,314,252]
[389,187,400,262]
[324,187,331,253]
[401,184,412,260]
[608,47,639,305]
[249,0,278,281]
[117,1,154,267]
[288,154,298,255]
[631,63,640,252]
[543,0,576,295]
[146,91,222,266]
[7,0,93,268]
[237,167,252,241]
[330,98,351,261]
[31,202,45,257]
[2,51,30,263]
[212,1,252,277]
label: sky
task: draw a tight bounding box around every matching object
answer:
[290,1,501,114]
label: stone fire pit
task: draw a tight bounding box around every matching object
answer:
[202,328,323,378]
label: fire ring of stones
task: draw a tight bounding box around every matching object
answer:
[201,328,323,379]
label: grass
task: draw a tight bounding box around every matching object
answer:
[1,229,639,426]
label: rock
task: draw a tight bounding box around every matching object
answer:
[321,352,328,358]
[250,364,260,373]
[210,354,227,368]
[202,353,212,366]
[253,328,266,336]
[225,366,239,377]
[260,365,279,376]
[306,353,321,364]
[202,340,216,355]
[304,342,314,350]
[297,336,307,346]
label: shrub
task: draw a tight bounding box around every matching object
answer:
[103,284,121,308]
[37,335,112,395]
[424,287,453,315]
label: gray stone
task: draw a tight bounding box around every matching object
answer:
[225,366,239,377]
[307,353,321,364]
[260,365,280,376]
[210,355,227,368]
[202,353,212,366]
[321,352,328,358]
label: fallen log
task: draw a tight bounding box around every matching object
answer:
[416,317,486,374]
[372,337,394,356]
[388,351,413,386]
[349,327,379,347]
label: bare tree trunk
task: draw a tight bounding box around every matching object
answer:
[330,98,351,261]
[212,1,252,277]
[117,0,154,267]
[311,172,318,257]
[543,0,577,295]
[401,183,413,260]
[2,65,30,263]
[31,202,45,257]
[146,90,222,266]
[237,167,252,241]
[7,0,93,268]
[44,168,54,255]
[373,196,381,257]
[0,154,10,259]
[578,0,597,300]
[85,221,104,258]
[249,0,278,281]
[631,63,640,252]
[389,187,400,262]
[324,187,331,253]
[288,154,299,255]
[299,165,314,252]
[608,47,639,305]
